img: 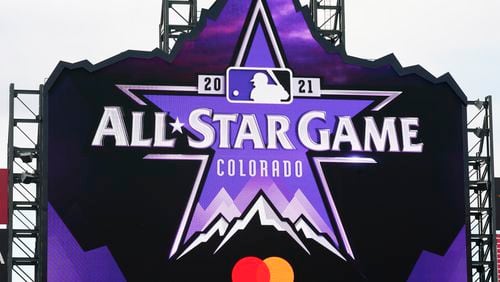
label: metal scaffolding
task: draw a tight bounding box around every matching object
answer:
[467,96,497,282]
[159,0,198,53]
[159,0,346,53]
[7,84,45,282]
[310,0,345,47]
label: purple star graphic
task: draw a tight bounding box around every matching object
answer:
[117,0,397,261]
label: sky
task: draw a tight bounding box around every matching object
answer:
[0,0,499,177]
[0,1,498,281]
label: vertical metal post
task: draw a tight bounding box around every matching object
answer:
[163,0,169,52]
[486,96,497,281]
[310,0,317,27]
[7,84,14,282]
[191,0,197,25]
[339,0,345,47]
[37,84,45,282]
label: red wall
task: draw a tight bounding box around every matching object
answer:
[496,178,500,280]
[497,233,500,280]
[0,169,6,275]
[0,169,6,228]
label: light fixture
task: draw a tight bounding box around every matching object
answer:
[473,99,484,110]
[14,148,38,163]
[471,127,489,138]
[474,181,488,191]
[13,172,39,184]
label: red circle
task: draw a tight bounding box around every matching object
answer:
[232,256,270,282]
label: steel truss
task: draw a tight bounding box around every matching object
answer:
[467,96,497,282]
[159,0,198,53]
[310,0,345,47]
[7,84,45,282]
[159,0,345,53]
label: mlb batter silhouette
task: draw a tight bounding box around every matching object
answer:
[250,72,289,103]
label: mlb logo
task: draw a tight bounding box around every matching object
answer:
[226,67,293,104]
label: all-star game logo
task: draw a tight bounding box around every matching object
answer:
[87,0,426,280]
[46,0,470,279]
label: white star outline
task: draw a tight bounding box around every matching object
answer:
[169,117,185,134]
[114,0,403,260]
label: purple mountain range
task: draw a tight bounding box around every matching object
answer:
[186,177,336,241]
[184,177,342,256]
[179,193,345,261]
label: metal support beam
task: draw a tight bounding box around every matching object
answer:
[7,84,44,282]
[467,96,497,282]
[310,0,345,48]
[159,0,198,53]
[159,0,345,53]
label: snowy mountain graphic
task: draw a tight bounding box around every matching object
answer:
[178,192,347,261]
[186,188,240,238]
[215,193,310,254]
[186,177,338,243]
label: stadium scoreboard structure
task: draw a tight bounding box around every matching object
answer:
[6,0,498,281]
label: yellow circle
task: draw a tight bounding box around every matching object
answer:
[263,257,294,282]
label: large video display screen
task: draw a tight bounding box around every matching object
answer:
[45,0,469,280]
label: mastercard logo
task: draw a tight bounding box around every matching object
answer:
[232,256,294,282]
